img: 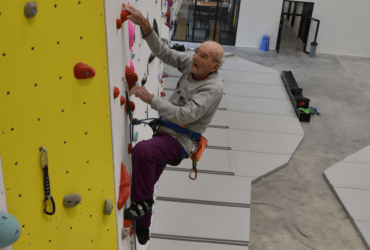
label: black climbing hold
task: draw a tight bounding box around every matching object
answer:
[141,74,147,86]
[24,1,38,18]
[149,53,155,64]
[153,19,159,36]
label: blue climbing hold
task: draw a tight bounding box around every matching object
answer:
[131,53,135,59]
[0,211,21,247]
[133,131,139,142]
[135,82,139,86]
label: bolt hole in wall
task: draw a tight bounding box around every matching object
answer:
[172,0,241,45]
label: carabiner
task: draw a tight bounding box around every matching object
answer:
[189,167,197,180]
[44,196,56,215]
[189,155,197,180]
[40,147,56,215]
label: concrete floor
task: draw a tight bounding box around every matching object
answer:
[218,18,370,249]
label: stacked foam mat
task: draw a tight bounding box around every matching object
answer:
[324,146,370,250]
[153,54,305,249]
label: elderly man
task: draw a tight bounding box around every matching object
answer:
[123,4,225,245]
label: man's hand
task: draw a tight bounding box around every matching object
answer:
[128,86,154,105]
[122,4,146,26]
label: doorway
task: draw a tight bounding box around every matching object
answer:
[276,0,314,53]
[171,0,241,46]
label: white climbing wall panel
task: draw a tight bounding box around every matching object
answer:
[104,0,175,249]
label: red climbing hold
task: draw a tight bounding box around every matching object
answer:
[125,66,138,91]
[114,87,120,99]
[74,62,95,79]
[117,18,122,29]
[124,219,132,228]
[128,144,132,154]
[164,12,169,18]
[130,227,134,237]
[117,162,131,211]
[120,96,126,106]
[125,101,135,113]
[161,80,163,84]
[121,10,129,23]
[160,91,164,97]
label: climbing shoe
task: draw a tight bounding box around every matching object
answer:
[124,198,154,221]
[136,226,150,245]
[171,43,185,52]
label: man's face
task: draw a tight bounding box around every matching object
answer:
[190,45,219,77]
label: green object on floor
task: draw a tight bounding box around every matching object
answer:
[298,108,311,114]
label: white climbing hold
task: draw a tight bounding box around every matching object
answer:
[104,199,113,215]
[63,193,82,208]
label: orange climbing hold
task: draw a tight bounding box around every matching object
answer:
[114,87,120,99]
[128,144,132,154]
[161,80,163,84]
[117,18,122,29]
[160,91,164,97]
[125,66,138,91]
[130,227,134,236]
[120,96,126,106]
[164,12,169,18]
[117,162,131,210]
[125,101,135,113]
[74,62,95,79]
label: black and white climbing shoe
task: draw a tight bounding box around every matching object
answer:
[124,198,154,221]
[136,226,150,245]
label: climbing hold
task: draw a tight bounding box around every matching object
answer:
[63,193,82,208]
[141,74,147,86]
[135,82,139,86]
[164,12,169,18]
[24,1,38,18]
[138,58,140,62]
[149,53,155,64]
[124,219,132,228]
[139,43,141,47]
[130,47,134,52]
[104,199,113,215]
[162,12,164,18]
[165,23,173,30]
[125,101,135,113]
[133,131,139,142]
[129,59,135,72]
[130,227,134,236]
[125,66,138,91]
[116,18,122,29]
[160,91,164,97]
[117,162,130,210]
[120,4,129,23]
[159,78,161,83]
[161,80,164,84]
[122,228,130,240]
[114,87,120,99]
[131,53,135,59]
[168,0,173,7]
[128,144,132,154]
[163,74,168,78]
[128,20,135,50]
[74,62,95,79]
[158,73,161,79]
[153,19,159,36]
[0,211,21,247]
[120,96,126,106]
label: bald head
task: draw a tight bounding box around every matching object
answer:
[200,41,224,65]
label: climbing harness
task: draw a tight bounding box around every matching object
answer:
[39,147,56,215]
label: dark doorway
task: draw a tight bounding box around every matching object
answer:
[298,2,314,44]
[171,0,241,46]
[276,0,314,53]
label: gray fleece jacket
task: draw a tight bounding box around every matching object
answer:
[143,30,224,157]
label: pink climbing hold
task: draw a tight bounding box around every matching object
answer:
[130,59,135,72]
[162,74,169,78]
[128,20,135,50]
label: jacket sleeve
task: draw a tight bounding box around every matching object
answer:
[143,29,193,73]
[150,87,220,126]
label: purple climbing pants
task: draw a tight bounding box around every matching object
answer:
[130,132,183,228]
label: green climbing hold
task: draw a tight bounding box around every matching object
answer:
[131,53,135,59]
[135,82,139,86]
[133,131,139,142]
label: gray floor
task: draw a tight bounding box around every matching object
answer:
[164,17,370,250]
[223,18,370,250]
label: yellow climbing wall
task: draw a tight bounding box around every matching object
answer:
[0,1,118,249]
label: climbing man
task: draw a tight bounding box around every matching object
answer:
[123,3,225,245]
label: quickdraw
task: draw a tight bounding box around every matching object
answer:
[39,147,56,215]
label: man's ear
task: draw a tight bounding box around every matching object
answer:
[212,62,220,71]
